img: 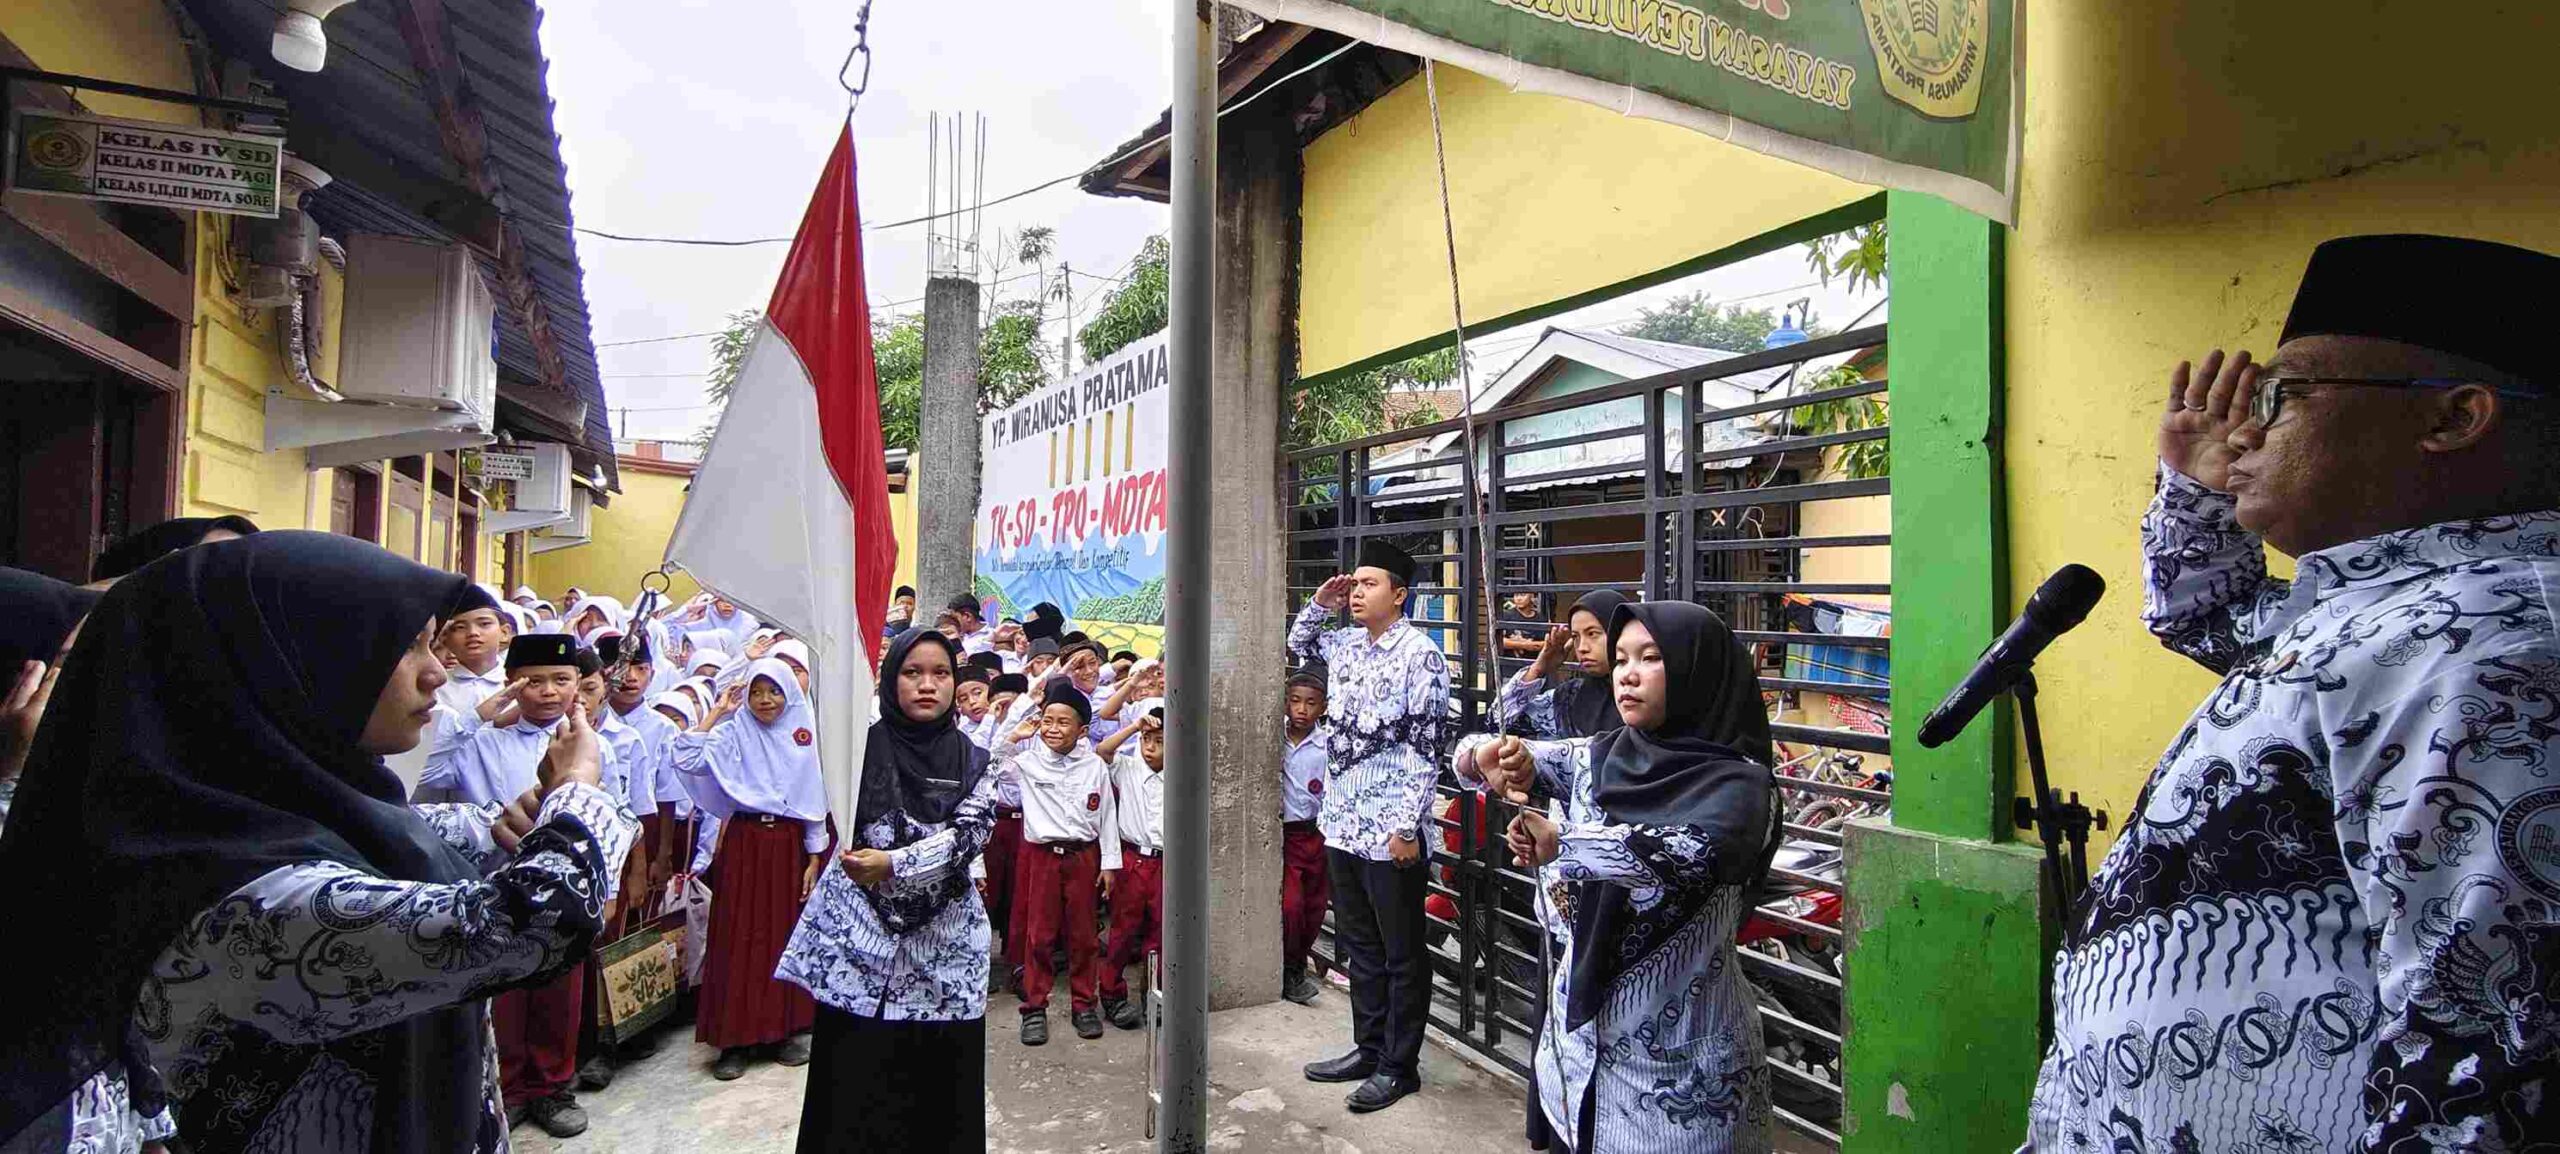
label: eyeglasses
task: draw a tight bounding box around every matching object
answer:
[2247,374,2534,427]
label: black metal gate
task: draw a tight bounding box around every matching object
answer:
[1290,324,1891,1149]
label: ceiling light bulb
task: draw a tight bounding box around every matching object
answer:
[271,0,357,73]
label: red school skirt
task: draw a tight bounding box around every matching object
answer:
[697,813,817,1049]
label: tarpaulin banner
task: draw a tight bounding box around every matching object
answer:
[1229,0,2019,222]
[975,330,1173,655]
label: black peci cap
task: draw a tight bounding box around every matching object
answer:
[505,633,582,672]
[2280,234,2557,385]
[1356,539,1417,587]
[1041,677,1092,725]
[991,672,1029,695]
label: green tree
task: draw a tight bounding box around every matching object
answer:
[1805,222,1887,295]
[1617,292,1785,353]
[977,298,1049,413]
[692,308,763,445]
[1077,235,1168,363]
[873,313,925,450]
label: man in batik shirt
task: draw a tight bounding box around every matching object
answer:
[2025,234,2560,1152]
[1289,539,1449,1114]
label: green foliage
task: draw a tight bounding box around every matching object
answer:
[1617,292,1785,353]
[1078,235,1168,363]
[1798,364,1890,480]
[1806,222,1888,295]
[692,309,763,445]
[874,314,925,450]
[1290,347,1463,505]
[1075,576,1165,625]
[978,299,1050,413]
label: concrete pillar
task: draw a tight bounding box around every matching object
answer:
[918,275,982,612]
[1200,96,1297,1010]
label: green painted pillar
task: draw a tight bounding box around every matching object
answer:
[1839,191,2052,1152]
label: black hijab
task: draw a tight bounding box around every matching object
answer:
[0,566,100,670]
[856,628,992,933]
[1550,589,1631,739]
[1565,600,1778,1031]
[0,531,487,1150]
[89,515,259,582]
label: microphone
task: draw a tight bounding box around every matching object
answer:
[1916,564,2106,748]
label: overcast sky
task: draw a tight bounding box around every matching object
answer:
[539,0,1178,442]
[534,2,1880,443]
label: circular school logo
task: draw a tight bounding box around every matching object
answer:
[793,727,813,747]
[2497,787,2560,902]
[1857,0,1990,118]
[25,127,88,172]
[1086,792,1102,812]
[1307,778,1323,796]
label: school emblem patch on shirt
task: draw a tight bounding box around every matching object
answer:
[1086,792,1102,812]
[793,727,813,747]
[1307,778,1323,795]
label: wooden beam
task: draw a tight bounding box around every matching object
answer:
[285,118,507,253]
[390,0,568,395]
[0,281,185,393]
[2,192,192,320]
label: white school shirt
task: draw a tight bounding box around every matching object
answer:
[1281,725,1329,823]
[1109,744,1165,855]
[595,708,642,808]
[1010,741,1121,871]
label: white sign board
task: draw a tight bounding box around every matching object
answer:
[467,447,536,482]
[6,109,281,218]
[976,331,1173,637]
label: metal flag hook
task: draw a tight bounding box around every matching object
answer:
[838,1,874,112]
[639,568,673,597]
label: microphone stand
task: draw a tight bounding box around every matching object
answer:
[2012,672,2073,920]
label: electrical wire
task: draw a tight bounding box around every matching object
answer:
[525,37,1368,248]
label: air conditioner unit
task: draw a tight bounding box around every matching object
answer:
[335,235,497,414]
[267,234,498,466]
[484,442,575,535]
[527,485,592,554]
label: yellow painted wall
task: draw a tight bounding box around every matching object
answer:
[0,0,195,125]
[529,470,703,605]
[1299,63,1875,377]
[185,220,322,529]
[2001,0,2560,852]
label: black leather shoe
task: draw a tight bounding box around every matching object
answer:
[1281,969,1320,1005]
[1071,1007,1105,1039]
[1020,1009,1050,1047]
[1345,1070,1421,1113]
[1104,997,1143,1030]
[709,1047,749,1081]
[1303,1049,1376,1083]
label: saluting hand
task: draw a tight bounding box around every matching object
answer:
[1529,625,1572,678]
[2158,349,2258,492]
[702,684,745,729]
[0,659,62,781]
[477,678,528,726]
[1313,575,1353,611]
[537,707,604,796]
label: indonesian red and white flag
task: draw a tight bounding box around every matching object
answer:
[665,125,898,836]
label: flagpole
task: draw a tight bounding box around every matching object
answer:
[1159,0,1215,1149]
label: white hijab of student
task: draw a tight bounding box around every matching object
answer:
[562,594,625,643]
[695,657,826,821]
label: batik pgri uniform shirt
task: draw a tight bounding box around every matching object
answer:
[777,769,1001,1022]
[1450,733,1771,1153]
[1289,601,1452,860]
[2023,466,2560,1154]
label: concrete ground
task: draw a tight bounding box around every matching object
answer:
[517,984,1533,1153]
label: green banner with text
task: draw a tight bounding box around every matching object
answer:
[1232,0,2017,220]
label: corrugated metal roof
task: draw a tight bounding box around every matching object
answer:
[177,0,613,488]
